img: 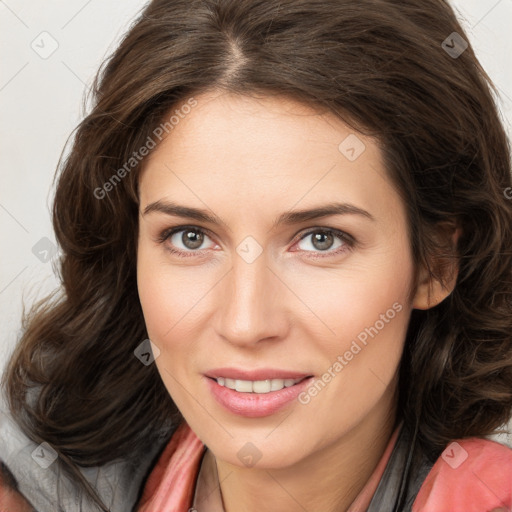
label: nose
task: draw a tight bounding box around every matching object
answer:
[214,247,289,348]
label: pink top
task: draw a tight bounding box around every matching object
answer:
[136,421,512,512]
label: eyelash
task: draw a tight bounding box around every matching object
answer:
[156,225,355,259]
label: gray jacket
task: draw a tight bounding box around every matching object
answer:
[0,396,167,512]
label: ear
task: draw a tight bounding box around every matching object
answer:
[412,223,462,310]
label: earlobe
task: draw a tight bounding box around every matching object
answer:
[412,225,462,311]
[411,267,457,310]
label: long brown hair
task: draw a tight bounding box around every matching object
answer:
[3,0,512,509]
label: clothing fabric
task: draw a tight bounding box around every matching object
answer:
[0,396,167,512]
[189,423,403,512]
[136,421,402,512]
[136,420,512,512]
[366,422,436,511]
[2,402,512,512]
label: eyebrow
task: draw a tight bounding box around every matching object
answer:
[142,200,375,229]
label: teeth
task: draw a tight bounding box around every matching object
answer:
[216,377,303,393]
[253,380,275,393]
[270,379,285,391]
[235,380,253,392]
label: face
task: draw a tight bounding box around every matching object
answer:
[137,90,416,469]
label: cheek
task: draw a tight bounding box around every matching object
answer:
[136,243,215,351]
[293,240,413,415]
[137,240,176,343]
[288,242,413,349]
[136,249,201,408]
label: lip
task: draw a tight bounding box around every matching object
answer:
[205,374,314,418]
[204,367,311,381]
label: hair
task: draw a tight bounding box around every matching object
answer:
[3,0,512,509]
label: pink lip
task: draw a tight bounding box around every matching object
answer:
[204,367,311,381]
[205,375,314,418]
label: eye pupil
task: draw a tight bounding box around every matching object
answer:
[312,231,334,251]
[183,229,204,249]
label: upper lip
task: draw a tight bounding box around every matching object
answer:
[204,367,312,381]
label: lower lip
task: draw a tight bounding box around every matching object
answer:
[205,376,314,418]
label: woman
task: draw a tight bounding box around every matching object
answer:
[1,0,512,511]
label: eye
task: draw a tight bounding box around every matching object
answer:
[158,226,216,257]
[157,225,355,259]
[293,228,354,257]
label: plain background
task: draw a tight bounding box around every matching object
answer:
[1,1,511,443]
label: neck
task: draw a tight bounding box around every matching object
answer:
[215,384,398,512]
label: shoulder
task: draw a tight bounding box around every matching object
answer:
[413,437,512,512]
[136,420,205,511]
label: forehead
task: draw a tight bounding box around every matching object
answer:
[139,90,401,228]
[147,90,371,168]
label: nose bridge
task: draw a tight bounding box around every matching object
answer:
[218,247,282,345]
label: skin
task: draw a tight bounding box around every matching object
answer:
[0,469,36,512]
[136,90,457,512]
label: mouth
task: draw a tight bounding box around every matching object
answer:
[209,376,309,393]
[204,370,315,418]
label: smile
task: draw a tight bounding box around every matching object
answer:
[205,374,314,418]
[215,377,305,393]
